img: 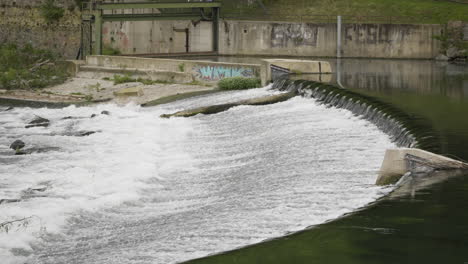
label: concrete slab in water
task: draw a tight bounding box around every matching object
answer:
[114,87,144,97]
[377,148,468,185]
[261,59,332,85]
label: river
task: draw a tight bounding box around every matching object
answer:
[1,58,466,264]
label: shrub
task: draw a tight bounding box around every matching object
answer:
[40,0,65,23]
[74,0,86,10]
[0,43,68,90]
[113,74,136,85]
[218,77,261,90]
[103,45,121,56]
[178,63,185,72]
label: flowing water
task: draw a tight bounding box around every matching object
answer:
[0,87,395,263]
[183,59,468,264]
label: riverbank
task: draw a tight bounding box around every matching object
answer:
[0,76,217,107]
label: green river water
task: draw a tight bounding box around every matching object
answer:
[183,58,468,264]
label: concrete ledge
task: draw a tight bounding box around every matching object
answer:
[161,92,295,118]
[62,60,86,77]
[114,87,144,97]
[85,55,261,84]
[376,148,468,185]
[78,66,194,83]
[261,59,332,86]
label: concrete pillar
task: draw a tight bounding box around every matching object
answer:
[94,10,103,55]
[212,7,220,53]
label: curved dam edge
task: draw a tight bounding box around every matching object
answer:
[272,79,468,185]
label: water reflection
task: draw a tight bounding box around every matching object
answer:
[336,59,468,100]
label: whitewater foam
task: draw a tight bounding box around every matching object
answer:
[0,88,395,263]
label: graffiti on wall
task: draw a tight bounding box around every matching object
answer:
[344,24,410,44]
[193,65,256,81]
[271,24,318,48]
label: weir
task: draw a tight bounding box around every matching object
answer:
[272,79,434,149]
[272,78,468,185]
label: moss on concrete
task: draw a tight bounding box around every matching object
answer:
[142,90,225,107]
[161,92,296,118]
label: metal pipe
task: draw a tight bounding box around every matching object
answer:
[337,15,342,59]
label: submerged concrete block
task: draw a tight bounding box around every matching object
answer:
[114,87,144,97]
[261,59,332,86]
[376,148,468,185]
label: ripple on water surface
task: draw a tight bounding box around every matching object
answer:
[0,88,394,264]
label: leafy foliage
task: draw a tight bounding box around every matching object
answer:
[74,0,86,10]
[40,0,65,23]
[218,77,261,90]
[0,44,68,90]
[102,45,122,56]
[433,27,468,56]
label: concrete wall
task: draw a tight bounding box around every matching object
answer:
[220,20,442,59]
[0,1,444,59]
[106,19,442,59]
[103,20,213,54]
[376,148,468,185]
[85,55,260,83]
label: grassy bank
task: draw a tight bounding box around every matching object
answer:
[222,0,468,24]
[0,44,68,90]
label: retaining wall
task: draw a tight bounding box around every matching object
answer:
[85,55,261,83]
[0,2,447,59]
[103,20,213,54]
[220,20,442,59]
[102,19,443,59]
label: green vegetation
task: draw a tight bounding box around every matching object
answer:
[142,90,224,107]
[84,94,93,102]
[74,0,86,10]
[434,26,468,56]
[40,0,65,23]
[87,83,102,92]
[0,44,68,90]
[218,77,261,90]
[221,0,468,23]
[178,63,186,72]
[102,45,121,56]
[186,80,213,87]
[112,74,173,85]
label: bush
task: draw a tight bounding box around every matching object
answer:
[0,43,68,90]
[102,45,121,56]
[113,74,135,85]
[40,0,64,23]
[218,77,261,90]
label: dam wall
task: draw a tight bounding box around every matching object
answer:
[0,1,445,59]
[220,21,442,59]
[103,19,442,59]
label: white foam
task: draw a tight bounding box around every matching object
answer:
[0,90,395,264]
[0,104,197,263]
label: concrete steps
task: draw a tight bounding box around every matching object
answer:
[77,66,194,83]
